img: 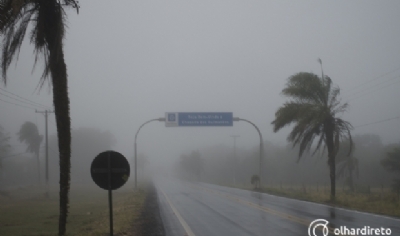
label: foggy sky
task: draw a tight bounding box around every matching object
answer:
[1,1,399,166]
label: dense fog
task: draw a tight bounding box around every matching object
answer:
[1,1,400,191]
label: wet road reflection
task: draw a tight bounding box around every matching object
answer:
[156,179,400,236]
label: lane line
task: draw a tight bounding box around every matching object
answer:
[160,189,196,236]
[190,184,337,235]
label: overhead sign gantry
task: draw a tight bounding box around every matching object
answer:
[134,112,263,188]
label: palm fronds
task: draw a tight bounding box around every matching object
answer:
[17,121,42,154]
[0,0,79,86]
[272,72,353,159]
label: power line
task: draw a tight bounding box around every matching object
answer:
[343,75,400,100]
[0,88,51,108]
[342,66,400,94]
[0,87,52,110]
[347,79,400,102]
[0,97,35,109]
[354,116,400,128]
[0,91,50,110]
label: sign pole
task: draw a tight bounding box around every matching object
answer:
[91,150,130,236]
[233,117,264,188]
[107,151,113,236]
[134,118,165,189]
[134,141,137,189]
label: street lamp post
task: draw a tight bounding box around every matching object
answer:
[134,117,165,189]
[233,117,264,187]
[230,135,240,186]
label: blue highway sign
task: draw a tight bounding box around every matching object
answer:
[165,112,233,127]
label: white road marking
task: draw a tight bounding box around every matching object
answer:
[161,189,196,236]
[202,183,400,222]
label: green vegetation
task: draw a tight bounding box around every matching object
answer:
[0,184,146,236]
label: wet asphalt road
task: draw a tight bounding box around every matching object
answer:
[155,178,400,236]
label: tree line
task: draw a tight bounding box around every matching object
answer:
[176,134,399,194]
[0,125,115,188]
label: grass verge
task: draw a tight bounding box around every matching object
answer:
[224,183,400,218]
[0,183,147,236]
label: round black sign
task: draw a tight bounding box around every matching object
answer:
[91,150,130,190]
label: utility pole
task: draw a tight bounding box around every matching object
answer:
[230,135,240,186]
[36,109,54,195]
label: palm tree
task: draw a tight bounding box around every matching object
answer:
[336,141,358,192]
[18,122,43,183]
[271,71,353,201]
[0,1,79,235]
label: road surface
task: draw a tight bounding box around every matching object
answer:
[155,178,400,236]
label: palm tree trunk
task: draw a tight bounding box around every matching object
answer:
[329,157,336,200]
[49,47,71,236]
[40,3,72,234]
[325,120,336,201]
